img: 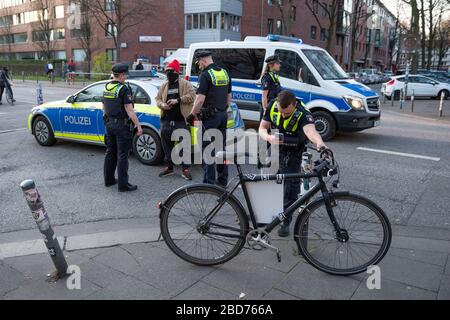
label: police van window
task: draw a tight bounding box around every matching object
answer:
[191,48,266,80]
[275,49,319,86]
[128,84,151,104]
[302,49,349,80]
[76,84,105,102]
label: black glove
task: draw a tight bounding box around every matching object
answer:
[186,114,196,126]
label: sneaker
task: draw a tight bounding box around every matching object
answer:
[159,167,174,177]
[278,225,290,237]
[181,169,192,181]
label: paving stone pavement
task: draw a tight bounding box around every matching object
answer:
[1,233,449,300]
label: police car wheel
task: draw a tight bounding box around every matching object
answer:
[312,111,336,141]
[132,128,163,165]
[33,116,56,146]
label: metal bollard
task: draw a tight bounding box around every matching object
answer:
[400,90,404,110]
[391,92,394,107]
[36,83,43,105]
[411,90,415,113]
[439,92,444,117]
[20,180,68,281]
[22,71,25,82]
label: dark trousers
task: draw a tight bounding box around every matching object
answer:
[280,149,302,227]
[104,121,132,189]
[161,120,189,170]
[202,111,228,185]
[0,86,4,102]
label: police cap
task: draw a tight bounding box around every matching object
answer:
[265,54,281,64]
[112,63,129,74]
[194,50,212,60]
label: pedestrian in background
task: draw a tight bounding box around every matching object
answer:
[61,61,68,82]
[0,67,15,104]
[156,59,195,180]
[68,59,76,85]
[261,54,282,119]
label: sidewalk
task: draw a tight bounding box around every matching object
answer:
[381,97,450,122]
[1,220,449,300]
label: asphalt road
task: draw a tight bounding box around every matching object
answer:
[0,82,449,234]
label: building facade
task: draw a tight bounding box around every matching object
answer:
[0,0,400,72]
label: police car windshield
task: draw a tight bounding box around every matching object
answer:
[302,49,349,80]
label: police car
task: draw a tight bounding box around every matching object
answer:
[186,35,381,140]
[28,79,244,165]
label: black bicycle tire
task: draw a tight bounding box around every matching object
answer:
[294,192,392,276]
[160,184,249,266]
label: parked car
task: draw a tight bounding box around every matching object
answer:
[382,75,450,100]
[360,68,378,83]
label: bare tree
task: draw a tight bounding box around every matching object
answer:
[306,0,342,52]
[402,0,420,72]
[349,0,374,71]
[33,0,55,61]
[70,0,95,72]
[269,0,295,36]
[436,18,449,69]
[89,0,158,62]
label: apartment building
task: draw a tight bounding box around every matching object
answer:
[0,0,398,71]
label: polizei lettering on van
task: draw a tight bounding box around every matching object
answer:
[64,115,92,126]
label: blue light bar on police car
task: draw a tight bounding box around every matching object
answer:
[267,34,303,44]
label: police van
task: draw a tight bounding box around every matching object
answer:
[186,35,381,140]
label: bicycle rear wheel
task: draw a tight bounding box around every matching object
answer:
[6,88,13,105]
[160,184,249,266]
[294,192,391,275]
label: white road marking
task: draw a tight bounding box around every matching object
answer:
[0,128,27,134]
[357,147,441,161]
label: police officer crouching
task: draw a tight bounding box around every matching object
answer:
[261,54,282,119]
[103,63,143,192]
[186,50,232,187]
[259,90,327,237]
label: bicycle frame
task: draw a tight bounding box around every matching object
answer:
[202,162,343,238]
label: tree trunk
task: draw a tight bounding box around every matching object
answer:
[410,0,420,73]
[419,0,426,69]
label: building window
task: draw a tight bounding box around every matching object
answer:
[105,23,117,37]
[53,50,66,60]
[186,15,192,30]
[276,19,282,35]
[313,0,319,14]
[193,14,199,29]
[106,49,117,61]
[200,13,206,29]
[320,28,326,41]
[105,0,116,11]
[54,5,64,19]
[53,28,65,40]
[267,18,273,34]
[310,26,317,40]
[73,49,87,62]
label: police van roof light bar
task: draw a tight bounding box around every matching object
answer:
[267,34,303,44]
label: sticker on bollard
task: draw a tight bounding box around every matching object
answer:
[20,179,68,281]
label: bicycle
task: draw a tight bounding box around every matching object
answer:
[5,85,14,106]
[159,148,392,276]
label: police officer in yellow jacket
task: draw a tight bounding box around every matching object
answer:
[186,50,232,187]
[103,63,143,192]
[259,90,327,237]
[261,54,282,117]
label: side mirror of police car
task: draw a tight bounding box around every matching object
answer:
[66,95,75,104]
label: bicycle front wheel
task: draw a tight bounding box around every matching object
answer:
[294,192,391,275]
[160,184,249,266]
